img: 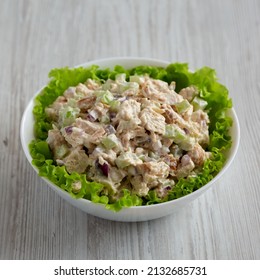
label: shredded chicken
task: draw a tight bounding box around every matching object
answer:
[176,154,195,179]
[63,148,89,174]
[140,107,166,134]
[116,99,141,121]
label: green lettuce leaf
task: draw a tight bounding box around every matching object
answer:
[105,189,143,212]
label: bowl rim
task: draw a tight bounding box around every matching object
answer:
[76,56,171,67]
[20,57,240,211]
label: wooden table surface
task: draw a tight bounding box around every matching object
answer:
[0,0,259,260]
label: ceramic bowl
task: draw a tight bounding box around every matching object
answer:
[20,57,240,222]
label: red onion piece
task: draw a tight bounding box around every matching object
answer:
[99,162,109,177]
[65,126,73,134]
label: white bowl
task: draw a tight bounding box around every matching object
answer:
[20,57,240,222]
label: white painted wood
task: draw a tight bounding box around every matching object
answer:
[0,0,259,259]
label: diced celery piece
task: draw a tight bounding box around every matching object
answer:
[118,82,139,93]
[115,74,139,93]
[165,124,186,142]
[137,154,146,161]
[148,151,160,160]
[115,73,127,83]
[192,96,208,111]
[175,99,192,113]
[179,137,196,151]
[95,90,114,104]
[115,152,142,169]
[101,134,119,149]
[170,145,183,158]
[102,91,114,104]
[109,99,120,112]
[128,82,139,89]
[56,144,69,158]
[129,75,145,84]
[59,105,80,127]
[164,124,195,151]
[102,79,115,91]
[100,114,110,124]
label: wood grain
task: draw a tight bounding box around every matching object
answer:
[0,0,260,260]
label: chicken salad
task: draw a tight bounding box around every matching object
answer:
[45,74,212,200]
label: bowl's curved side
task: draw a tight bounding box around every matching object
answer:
[223,108,240,171]
[20,98,34,164]
[20,57,240,222]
